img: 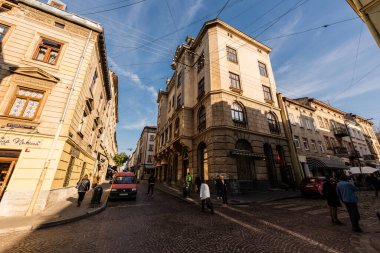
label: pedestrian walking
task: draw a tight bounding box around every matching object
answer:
[76,174,90,207]
[220,175,228,205]
[200,179,214,214]
[195,176,201,194]
[366,174,380,197]
[184,172,192,197]
[147,174,155,196]
[322,175,343,225]
[336,174,363,233]
[215,175,222,200]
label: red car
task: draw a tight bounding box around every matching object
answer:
[300,177,325,197]
[109,172,138,200]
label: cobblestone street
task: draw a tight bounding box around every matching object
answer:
[0,182,379,253]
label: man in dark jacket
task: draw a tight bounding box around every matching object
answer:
[147,174,156,196]
[77,174,90,207]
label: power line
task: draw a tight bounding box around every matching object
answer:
[164,0,181,41]
[261,16,359,41]
[76,0,135,12]
[79,0,147,15]
[348,23,363,91]
[216,0,231,18]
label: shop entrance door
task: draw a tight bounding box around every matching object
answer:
[0,159,16,201]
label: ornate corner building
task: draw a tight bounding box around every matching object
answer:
[155,19,301,192]
[0,0,118,216]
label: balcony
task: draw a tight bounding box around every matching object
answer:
[363,154,376,161]
[233,121,247,129]
[333,126,349,137]
[349,150,362,159]
[333,147,349,155]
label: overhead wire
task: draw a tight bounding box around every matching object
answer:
[79,0,148,15]
[216,0,231,18]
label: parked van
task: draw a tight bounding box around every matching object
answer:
[109,172,137,200]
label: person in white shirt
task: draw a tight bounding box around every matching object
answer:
[200,179,214,214]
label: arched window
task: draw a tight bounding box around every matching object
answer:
[231,102,245,122]
[198,106,206,131]
[267,112,280,134]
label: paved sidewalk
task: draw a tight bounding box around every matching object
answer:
[0,183,110,235]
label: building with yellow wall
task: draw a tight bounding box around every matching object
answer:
[0,0,118,216]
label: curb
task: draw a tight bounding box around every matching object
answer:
[0,191,110,235]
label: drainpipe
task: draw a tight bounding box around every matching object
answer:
[352,0,380,47]
[26,30,93,216]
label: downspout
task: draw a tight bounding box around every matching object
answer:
[352,0,380,47]
[26,30,93,216]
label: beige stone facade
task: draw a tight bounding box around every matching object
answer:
[130,126,156,179]
[279,96,380,178]
[155,19,299,192]
[0,0,118,216]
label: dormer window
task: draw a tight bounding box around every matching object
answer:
[48,0,67,10]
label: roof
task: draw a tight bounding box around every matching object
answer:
[294,97,346,115]
[282,97,315,111]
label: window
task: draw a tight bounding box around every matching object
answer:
[323,118,329,129]
[311,140,317,152]
[262,85,272,101]
[258,62,268,77]
[33,38,62,65]
[90,71,98,91]
[198,78,205,99]
[302,138,310,150]
[317,116,324,128]
[289,113,295,125]
[226,46,238,63]
[147,155,152,163]
[177,70,184,86]
[149,135,154,141]
[177,93,182,108]
[54,22,65,29]
[324,136,331,149]
[330,137,336,148]
[231,102,245,123]
[7,87,44,120]
[298,116,303,127]
[312,120,318,131]
[0,24,9,42]
[305,119,311,129]
[197,53,204,72]
[198,106,206,131]
[78,111,88,134]
[148,144,153,151]
[294,136,301,149]
[0,4,12,12]
[172,96,174,108]
[168,125,172,141]
[50,1,64,9]
[318,141,325,153]
[267,113,280,134]
[174,118,179,136]
[229,72,241,90]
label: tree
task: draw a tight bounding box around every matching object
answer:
[113,152,128,167]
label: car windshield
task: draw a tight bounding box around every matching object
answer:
[114,176,136,184]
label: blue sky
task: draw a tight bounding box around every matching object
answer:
[61,0,380,155]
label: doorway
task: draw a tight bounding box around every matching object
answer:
[0,149,20,201]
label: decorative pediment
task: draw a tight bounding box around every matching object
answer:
[9,67,60,83]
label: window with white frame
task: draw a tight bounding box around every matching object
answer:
[303,138,310,150]
[305,119,311,129]
[294,136,301,149]
[318,141,325,153]
[229,72,241,90]
[298,116,303,127]
[311,140,317,152]
[231,102,245,123]
[289,113,295,125]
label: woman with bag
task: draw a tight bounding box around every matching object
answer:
[76,174,90,207]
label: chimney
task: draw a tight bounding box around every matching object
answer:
[47,0,67,11]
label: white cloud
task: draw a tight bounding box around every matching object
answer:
[108,56,158,101]
[121,117,154,130]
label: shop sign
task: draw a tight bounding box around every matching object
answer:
[6,123,36,130]
[0,136,42,146]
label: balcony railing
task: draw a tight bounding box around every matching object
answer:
[333,126,349,137]
[363,154,376,160]
[349,150,362,159]
[233,121,247,129]
[333,147,349,155]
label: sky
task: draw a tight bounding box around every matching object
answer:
[60,0,380,155]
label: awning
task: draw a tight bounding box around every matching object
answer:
[306,156,348,170]
[350,166,379,174]
[230,150,266,159]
